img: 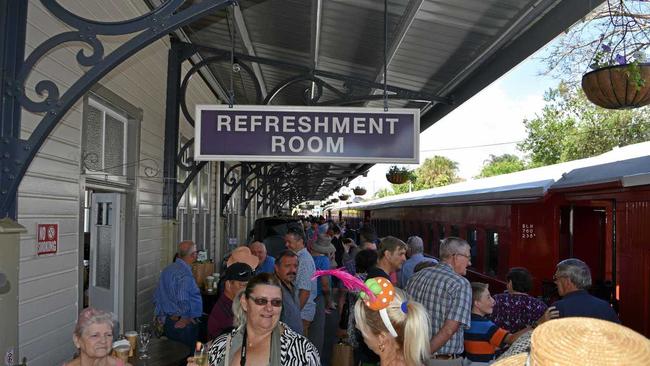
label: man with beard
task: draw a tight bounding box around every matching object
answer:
[274,249,304,334]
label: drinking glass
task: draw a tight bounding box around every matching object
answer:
[138,324,152,360]
[194,342,208,366]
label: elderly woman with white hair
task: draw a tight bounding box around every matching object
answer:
[64,307,132,366]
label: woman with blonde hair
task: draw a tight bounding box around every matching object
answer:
[318,269,431,366]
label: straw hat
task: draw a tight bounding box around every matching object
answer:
[492,353,529,366]
[494,317,650,365]
[226,246,259,270]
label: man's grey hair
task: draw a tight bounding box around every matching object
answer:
[178,240,196,258]
[406,236,424,254]
[439,237,469,260]
[556,258,592,289]
[250,241,266,249]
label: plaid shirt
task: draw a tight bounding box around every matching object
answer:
[406,262,472,354]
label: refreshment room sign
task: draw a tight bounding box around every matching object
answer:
[195,105,420,163]
[36,223,58,255]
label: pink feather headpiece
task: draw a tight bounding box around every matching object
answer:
[311,268,376,302]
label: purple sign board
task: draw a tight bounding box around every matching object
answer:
[195,105,420,163]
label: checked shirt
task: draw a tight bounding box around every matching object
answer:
[406,262,472,355]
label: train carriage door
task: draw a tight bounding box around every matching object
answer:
[559,202,613,303]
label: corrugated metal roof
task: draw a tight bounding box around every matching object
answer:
[180,0,603,202]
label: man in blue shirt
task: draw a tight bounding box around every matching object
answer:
[399,235,437,288]
[551,258,620,323]
[153,240,202,349]
[250,241,275,274]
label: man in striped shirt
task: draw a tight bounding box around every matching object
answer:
[154,240,202,349]
[406,237,472,366]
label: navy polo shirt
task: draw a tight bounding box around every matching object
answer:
[553,290,620,323]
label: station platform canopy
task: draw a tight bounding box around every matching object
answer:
[163,0,602,202]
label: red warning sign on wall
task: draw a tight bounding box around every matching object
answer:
[36,223,58,255]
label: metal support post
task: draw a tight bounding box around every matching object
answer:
[0,0,28,219]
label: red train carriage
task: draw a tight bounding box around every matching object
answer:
[332,142,650,336]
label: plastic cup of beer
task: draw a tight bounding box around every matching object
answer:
[112,340,131,362]
[194,341,208,366]
[125,331,138,357]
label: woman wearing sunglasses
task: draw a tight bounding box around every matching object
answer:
[188,273,320,366]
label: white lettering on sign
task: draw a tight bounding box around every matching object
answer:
[36,223,58,255]
[521,223,536,239]
[271,136,343,153]
[215,115,399,135]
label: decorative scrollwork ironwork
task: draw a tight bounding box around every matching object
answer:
[180,56,263,127]
[81,152,161,179]
[1,0,233,218]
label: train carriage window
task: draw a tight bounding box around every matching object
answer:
[486,230,499,276]
[451,225,459,237]
[467,229,478,266]
[438,223,445,240]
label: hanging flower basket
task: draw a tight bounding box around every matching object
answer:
[338,194,350,201]
[386,172,410,184]
[582,63,650,109]
[331,198,339,203]
[353,187,367,196]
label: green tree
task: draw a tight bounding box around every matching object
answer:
[414,156,462,189]
[477,154,526,178]
[374,188,394,198]
[377,156,462,196]
[540,1,650,86]
[518,84,650,166]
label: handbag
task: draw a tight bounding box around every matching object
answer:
[331,339,354,366]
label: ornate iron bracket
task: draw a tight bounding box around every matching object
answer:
[0,0,233,218]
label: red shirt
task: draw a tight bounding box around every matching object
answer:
[207,294,234,339]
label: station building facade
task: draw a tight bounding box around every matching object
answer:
[7,2,260,365]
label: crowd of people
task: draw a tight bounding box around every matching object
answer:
[66,216,649,366]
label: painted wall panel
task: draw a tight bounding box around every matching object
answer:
[18,1,216,365]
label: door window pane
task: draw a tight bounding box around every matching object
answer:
[486,230,499,276]
[467,229,478,266]
[96,226,112,289]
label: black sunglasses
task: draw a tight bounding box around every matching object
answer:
[249,295,282,307]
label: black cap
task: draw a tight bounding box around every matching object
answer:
[223,262,254,281]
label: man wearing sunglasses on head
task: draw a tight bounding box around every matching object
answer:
[208,262,254,339]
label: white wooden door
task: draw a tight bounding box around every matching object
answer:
[88,193,124,327]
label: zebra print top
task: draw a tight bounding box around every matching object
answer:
[207,322,320,366]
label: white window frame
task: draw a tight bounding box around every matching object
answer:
[85,97,128,177]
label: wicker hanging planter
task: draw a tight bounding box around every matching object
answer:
[386,172,410,184]
[582,63,650,109]
[330,198,339,203]
[338,194,350,201]
[353,187,367,196]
